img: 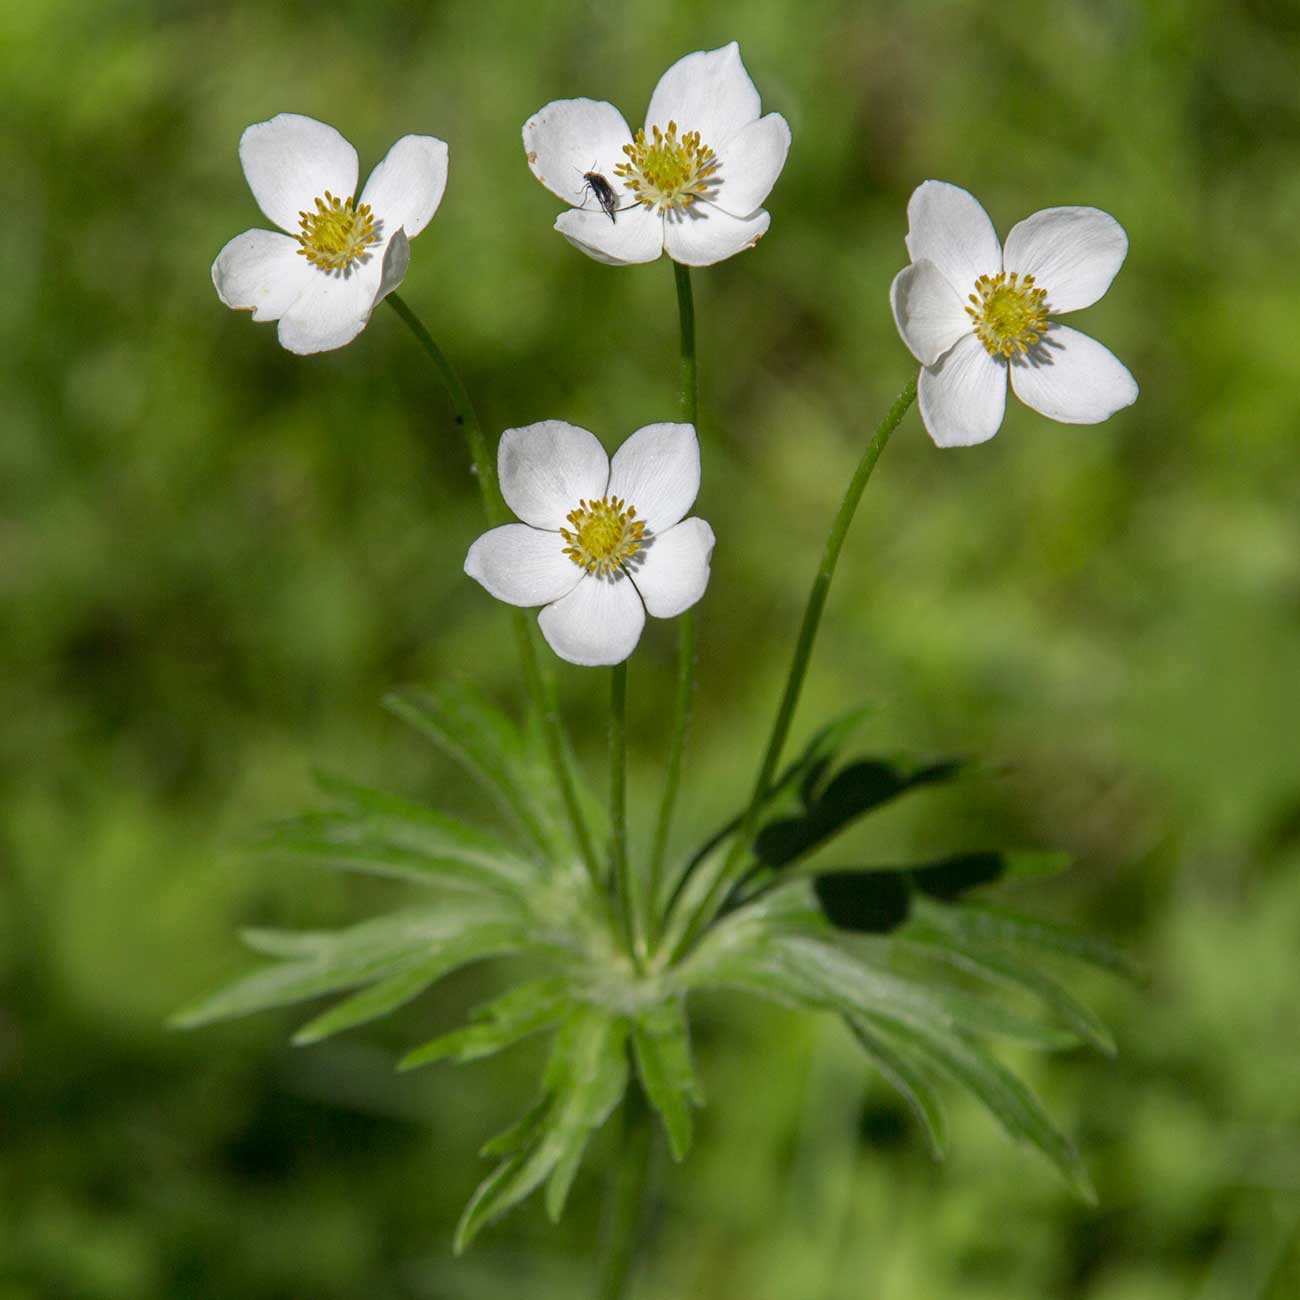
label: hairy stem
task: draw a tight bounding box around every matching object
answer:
[386,293,601,887]
[668,377,918,958]
[648,263,700,946]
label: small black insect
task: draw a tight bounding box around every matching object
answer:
[579,170,620,223]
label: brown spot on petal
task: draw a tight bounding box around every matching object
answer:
[526,151,538,164]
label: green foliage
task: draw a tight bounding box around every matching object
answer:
[385,685,578,862]
[631,998,704,1162]
[755,754,967,867]
[455,1006,629,1251]
[177,699,1122,1239]
[399,978,571,1069]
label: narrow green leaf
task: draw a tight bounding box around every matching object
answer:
[930,901,1141,981]
[172,910,524,1029]
[291,959,452,1046]
[679,704,875,882]
[399,978,571,1071]
[385,684,563,857]
[290,921,528,1045]
[455,1151,530,1254]
[454,1007,629,1250]
[479,1099,549,1158]
[905,918,1117,1056]
[866,1013,1097,1204]
[631,997,703,1162]
[845,1016,948,1160]
[241,903,512,962]
[544,1143,587,1223]
[757,755,966,868]
[768,933,1077,1048]
[170,950,424,1029]
[282,770,541,889]
[260,817,501,889]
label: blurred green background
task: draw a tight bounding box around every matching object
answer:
[3,0,1299,1295]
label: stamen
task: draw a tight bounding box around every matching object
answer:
[559,496,646,576]
[614,120,718,214]
[296,191,379,272]
[966,271,1051,358]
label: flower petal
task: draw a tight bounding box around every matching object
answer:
[239,114,359,235]
[662,203,769,267]
[211,229,313,321]
[711,112,791,217]
[905,180,1001,296]
[917,334,1007,448]
[464,524,583,607]
[373,228,410,306]
[645,42,762,150]
[523,98,635,207]
[538,574,645,667]
[631,518,715,619]
[890,259,970,366]
[554,203,664,266]
[275,261,382,355]
[359,135,448,240]
[1002,207,1128,314]
[498,421,609,530]
[1009,326,1138,424]
[606,422,699,533]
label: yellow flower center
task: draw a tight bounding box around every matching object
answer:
[966,271,1050,358]
[295,192,379,272]
[560,496,646,576]
[615,121,718,213]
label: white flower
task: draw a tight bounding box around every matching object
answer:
[212,114,448,355]
[890,180,1138,448]
[465,421,715,667]
[522,41,791,268]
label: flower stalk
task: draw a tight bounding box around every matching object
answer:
[647,263,700,942]
[385,294,602,887]
[609,661,639,962]
[668,377,917,958]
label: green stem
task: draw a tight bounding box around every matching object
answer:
[648,263,700,946]
[668,377,917,958]
[386,293,601,888]
[385,292,503,522]
[596,1082,654,1300]
[648,612,694,932]
[673,261,698,425]
[609,661,638,961]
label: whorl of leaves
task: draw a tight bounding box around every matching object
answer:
[174,690,1131,1243]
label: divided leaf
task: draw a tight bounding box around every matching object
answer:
[171,906,525,1030]
[455,1006,629,1251]
[631,997,704,1162]
[400,977,572,1070]
[679,704,875,885]
[846,1016,948,1160]
[756,755,966,868]
[861,1013,1097,1204]
[262,788,538,896]
[926,900,1142,982]
[903,917,1117,1057]
[686,921,1094,1191]
[766,933,1078,1049]
[385,684,577,860]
